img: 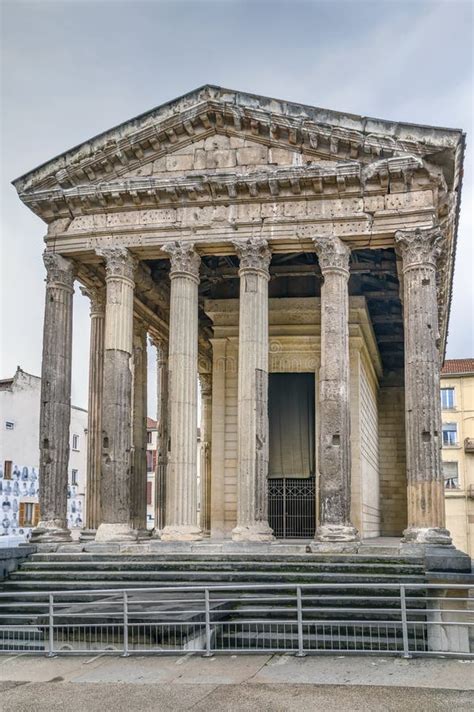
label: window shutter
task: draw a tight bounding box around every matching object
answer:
[146,481,152,505]
[33,504,40,527]
[19,502,26,527]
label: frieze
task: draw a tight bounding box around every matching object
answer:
[88,234,144,249]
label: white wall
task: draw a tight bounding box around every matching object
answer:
[0,368,87,539]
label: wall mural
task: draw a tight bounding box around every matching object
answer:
[0,463,84,539]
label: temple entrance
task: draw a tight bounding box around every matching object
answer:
[268,373,316,538]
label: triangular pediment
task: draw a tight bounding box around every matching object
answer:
[13,84,463,203]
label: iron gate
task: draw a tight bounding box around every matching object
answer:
[268,477,316,538]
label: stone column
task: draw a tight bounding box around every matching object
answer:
[161,242,202,541]
[82,286,105,535]
[395,226,451,545]
[312,235,358,545]
[232,238,273,542]
[95,247,137,542]
[199,373,212,534]
[153,338,169,534]
[33,252,75,543]
[131,318,148,532]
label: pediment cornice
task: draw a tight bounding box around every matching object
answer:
[13,85,463,201]
[20,156,438,220]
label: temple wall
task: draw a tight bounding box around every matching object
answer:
[350,350,380,538]
[378,386,407,536]
[207,297,381,538]
[359,355,380,537]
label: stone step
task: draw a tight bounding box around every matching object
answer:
[19,560,425,574]
[7,570,426,584]
[30,552,423,565]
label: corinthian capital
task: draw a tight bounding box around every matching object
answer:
[96,247,137,281]
[395,226,444,269]
[312,235,350,275]
[43,251,76,289]
[233,237,271,275]
[162,241,201,282]
[80,285,106,316]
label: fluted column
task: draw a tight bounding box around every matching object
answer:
[232,238,273,542]
[82,286,105,534]
[33,252,75,543]
[199,373,212,535]
[312,235,358,544]
[395,227,451,545]
[95,247,137,542]
[131,318,148,532]
[161,242,202,541]
[153,338,169,534]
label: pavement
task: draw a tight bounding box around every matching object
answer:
[0,653,473,711]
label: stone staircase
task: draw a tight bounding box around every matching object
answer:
[0,551,428,653]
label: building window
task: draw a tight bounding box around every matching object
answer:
[19,502,40,527]
[441,388,455,410]
[5,421,14,430]
[71,469,78,486]
[442,423,458,447]
[147,431,152,445]
[3,461,12,479]
[72,434,79,450]
[443,462,459,489]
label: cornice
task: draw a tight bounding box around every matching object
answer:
[13,86,463,199]
[24,157,431,221]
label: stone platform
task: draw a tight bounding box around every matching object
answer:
[24,536,471,572]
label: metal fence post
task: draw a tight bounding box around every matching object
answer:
[122,590,130,657]
[400,585,411,659]
[203,588,213,657]
[296,586,306,657]
[47,593,55,657]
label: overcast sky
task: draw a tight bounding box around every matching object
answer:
[1,0,473,413]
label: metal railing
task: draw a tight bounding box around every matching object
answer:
[0,583,472,658]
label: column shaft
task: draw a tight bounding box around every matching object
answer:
[154,341,169,533]
[95,248,137,542]
[34,252,75,542]
[232,238,273,542]
[83,287,105,532]
[161,242,202,541]
[313,235,358,544]
[395,227,451,545]
[131,320,148,531]
[199,373,212,534]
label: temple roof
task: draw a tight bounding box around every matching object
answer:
[12,84,465,196]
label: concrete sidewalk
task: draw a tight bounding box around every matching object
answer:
[1,654,473,711]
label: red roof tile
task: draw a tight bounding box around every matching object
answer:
[441,359,474,375]
[147,417,157,429]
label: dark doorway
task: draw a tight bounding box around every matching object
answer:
[268,373,316,538]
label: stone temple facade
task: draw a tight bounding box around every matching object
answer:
[13,86,466,557]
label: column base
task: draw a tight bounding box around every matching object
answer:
[95,523,139,543]
[310,524,360,552]
[231,523,275,543]
[30,521,71,544]
[160,525,203,542]
[402,527,452,546]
